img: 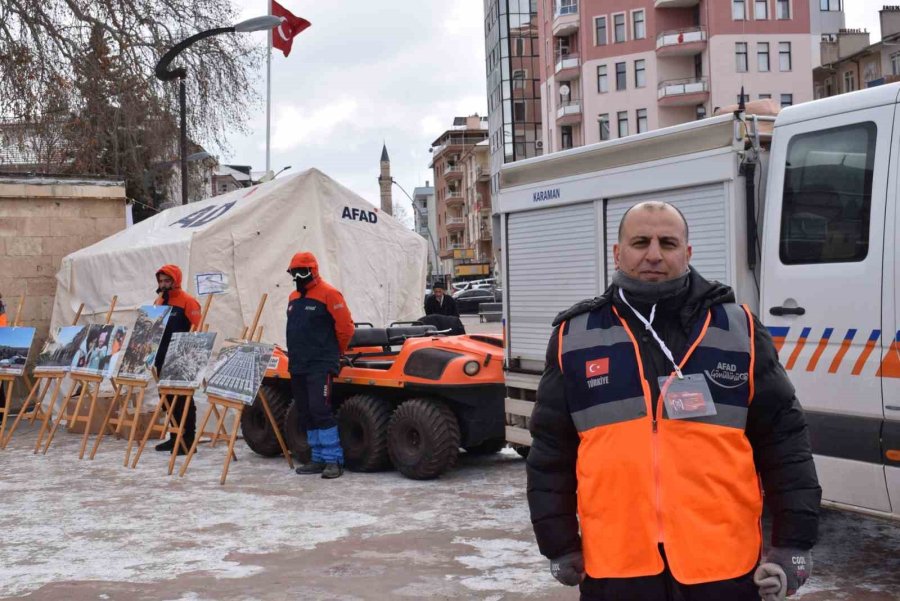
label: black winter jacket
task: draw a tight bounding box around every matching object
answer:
[526,268,822,563]
[424,294,459,317]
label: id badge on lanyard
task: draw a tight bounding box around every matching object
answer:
[659,373,717,419]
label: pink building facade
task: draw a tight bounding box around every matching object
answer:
[537,0,842,152]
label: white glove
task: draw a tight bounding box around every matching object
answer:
[754,562,787,601]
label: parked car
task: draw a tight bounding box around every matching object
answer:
[453,288,502,314]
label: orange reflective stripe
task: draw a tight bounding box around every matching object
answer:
[828,329,857,373]
[611,306,653,409]
[852,336,879,375]
[784,327,810,371]
[678,310,712,373]
[805,328,833,372]
[558,321,565,374]
[743,305,755,405]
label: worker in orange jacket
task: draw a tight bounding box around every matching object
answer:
[286,252,355,479]
[153,265,202,455]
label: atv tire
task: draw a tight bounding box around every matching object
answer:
[338,394,392,472]
[388,398,460,480]
[283,401,312,464]
[464,437,507,455]
[241,383,291,457]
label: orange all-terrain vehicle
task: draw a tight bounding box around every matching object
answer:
[240,323,506,479]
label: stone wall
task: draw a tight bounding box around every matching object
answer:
[0,177,126,347]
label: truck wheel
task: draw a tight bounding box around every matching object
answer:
[388,398,460,480]
[465,437,507,455]
[283,402,311,464]
[241,383,291,457]
[338,394,392,472]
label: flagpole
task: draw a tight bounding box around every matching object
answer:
[266,0,272,174]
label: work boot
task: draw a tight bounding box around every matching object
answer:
[155,437,176,452]
[321,463,343,479]
[295,461,326,475]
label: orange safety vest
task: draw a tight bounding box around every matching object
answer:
[559,302,761,584]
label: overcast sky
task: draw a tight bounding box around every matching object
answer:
[222,0,487,225]
[220,1,884,222]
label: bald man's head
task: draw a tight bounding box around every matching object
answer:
[617,202,689,244]
[613,201,692,282]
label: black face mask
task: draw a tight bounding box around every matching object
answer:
[291,269,314,291]
[156,287,171,303]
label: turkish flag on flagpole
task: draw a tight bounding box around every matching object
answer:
[271,0,311,58]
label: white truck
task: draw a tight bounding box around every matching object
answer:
[498,83,900,519]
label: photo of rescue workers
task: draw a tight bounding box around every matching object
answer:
[0,327,36,376]
[70,324,128,378]
[117,305,171,381]
[34,325,87,374]
[204,340,273,405]
[158,332,217,389]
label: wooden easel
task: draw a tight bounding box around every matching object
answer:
[179,294,293,484]
[131,385,205,474]
[2,303,84,451]
[41,297,117,459]
[88,376,148,466]
[0,295,27,448]
[130,294,230,473]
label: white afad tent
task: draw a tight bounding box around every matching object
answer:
[50,168,428,344]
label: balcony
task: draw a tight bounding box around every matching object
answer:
[554,53,581,80]
[431,134,486,158]
[655,0,699,7]
[556,100,582,125]
[476,164,490,182]
[480,223,493,241]
[657,77,709,106]
[446,192,464,208]
[444,165,462,182]
[440,242,467,259]
[446,216,465,232]
[553,1,579,36]
[656,26,707,57]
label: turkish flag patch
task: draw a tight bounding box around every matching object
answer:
[585,358,609,378]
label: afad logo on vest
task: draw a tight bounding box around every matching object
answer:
[585,357,610,388]
[703,362,749,389]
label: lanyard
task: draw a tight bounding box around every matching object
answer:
[618,288,684,379]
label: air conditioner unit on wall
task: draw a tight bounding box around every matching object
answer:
[535,140,544,149]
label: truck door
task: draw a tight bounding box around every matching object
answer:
[761,108,891,513]
[884,104,900,517]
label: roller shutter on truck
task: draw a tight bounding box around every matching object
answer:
[507,202,600,371]
[604,183,731,287]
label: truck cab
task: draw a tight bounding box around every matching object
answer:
[761,85,900,516]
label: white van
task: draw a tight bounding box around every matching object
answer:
[498,84,900,519]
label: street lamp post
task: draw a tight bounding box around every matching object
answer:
[392,178,442,280]
[154,16,280,205]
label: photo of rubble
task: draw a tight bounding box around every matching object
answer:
[204,339,274,405]
[117,305,171,381]
[158,332,217,389]
[34,326,87,374]
[71,324,129,378]
[0,327,36,376]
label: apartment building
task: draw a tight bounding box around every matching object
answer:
[411,183,439,280]
[429,116,489,276]
[460,140,492,276]
[484,0,544,198]
[815,7,900,98]
[537,0,844,152]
